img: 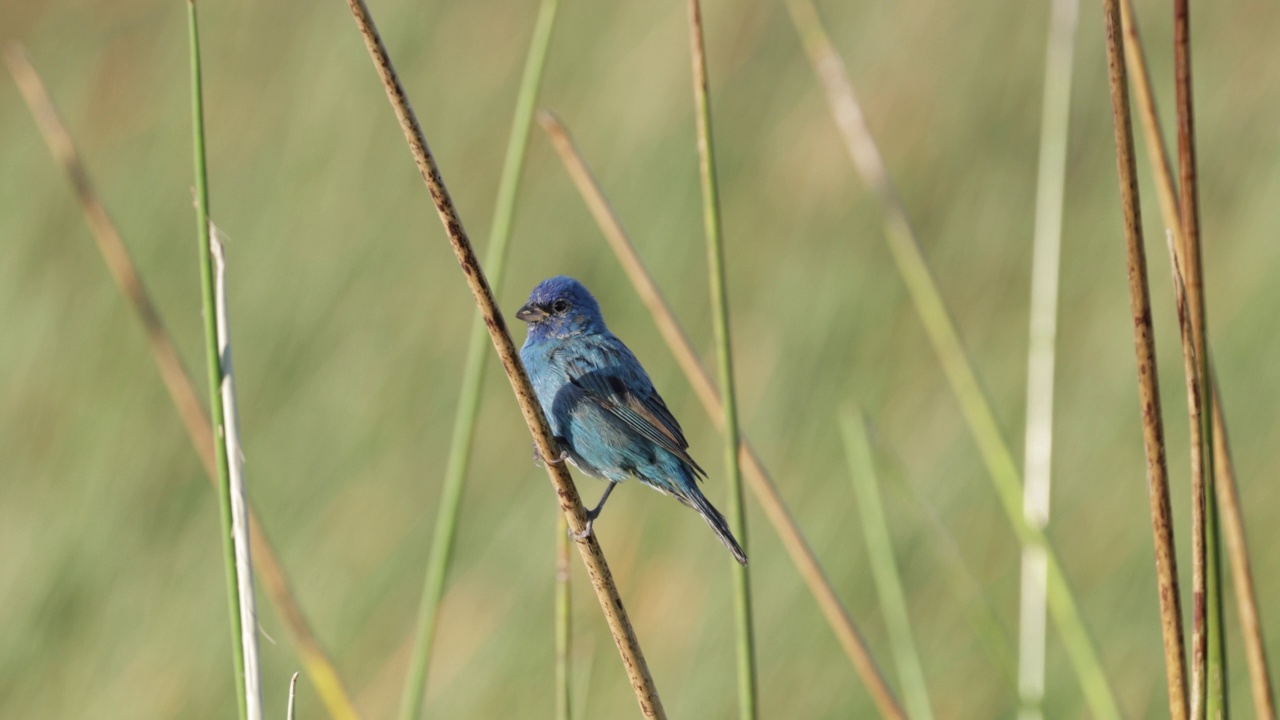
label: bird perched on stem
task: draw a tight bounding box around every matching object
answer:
[516,275,747,565]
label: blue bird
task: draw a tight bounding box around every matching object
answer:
[516,276,748,565]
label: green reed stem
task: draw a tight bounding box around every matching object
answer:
[397,1,559,718]
[1018,0,1077,717]
[841,410,934,720]
[686,1,757,717]
[187,2,248,718]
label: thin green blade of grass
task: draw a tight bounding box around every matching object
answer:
[342,2,665,716]
[684,1,757,717]
[538,112,908,720]
[840,410,934,720]
[781,1,1121,717]
[1120,3,1275,712]
[1017,0,1078,717]
[187,2,252,718]
[396,1,559,717]
[1101,2,1191,716]
[3,43,362,720]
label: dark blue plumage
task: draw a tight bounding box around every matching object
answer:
[516,276,747,565]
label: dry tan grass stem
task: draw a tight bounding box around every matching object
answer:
[1100,2,1190,716]
[1119,4,1275,713]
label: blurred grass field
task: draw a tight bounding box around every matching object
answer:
[2,0,1278,717]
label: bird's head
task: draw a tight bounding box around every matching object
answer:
[515,276,607,339]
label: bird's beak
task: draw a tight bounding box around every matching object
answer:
[515,303,545,323]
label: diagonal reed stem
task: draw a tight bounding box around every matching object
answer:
[341,2,664,717]
[3,42,362,720]
[781,1,1121,717]
[538,112,907,720]
[1018,0,1078,715]
[1101,2,1190,716]
[396,1,559,717]
[1120,4,1275,714]
[841,410,935,720]
[684,2,758,717]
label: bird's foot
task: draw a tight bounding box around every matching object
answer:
[544,449,570,466]
[568,508,601,540]
[531,442,570,468]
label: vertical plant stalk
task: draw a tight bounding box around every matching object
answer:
[341,2,665,717]
[556,518,573,720]
[539,112,908,720]
[187,3,250,718]
[4,43,361,720]
[212,230,264,720]
[1100,2,1190,717]
[396,1,559,718]
[684,2,758,718]
[781,1,1121,717]
[1164,230,1212,720]
[841,411,935,720]
[1172,1,1224,716]
[287,673,300,720]
[1120,5,1274,713]
[1017,0,1078,716]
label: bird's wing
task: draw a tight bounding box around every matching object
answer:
[566,343,707,479]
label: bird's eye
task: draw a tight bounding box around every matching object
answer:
[551,299,569,313]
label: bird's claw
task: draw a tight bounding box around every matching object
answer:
[569,509,600,540]
[531,442,570,468]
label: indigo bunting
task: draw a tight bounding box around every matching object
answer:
[516,276,748,565]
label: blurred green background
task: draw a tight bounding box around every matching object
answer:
[2,0,1277,717]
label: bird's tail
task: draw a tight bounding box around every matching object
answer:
[683,486,748,566]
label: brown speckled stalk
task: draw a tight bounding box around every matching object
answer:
[1119,6,1275,713]
[1100,3,1189,718]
